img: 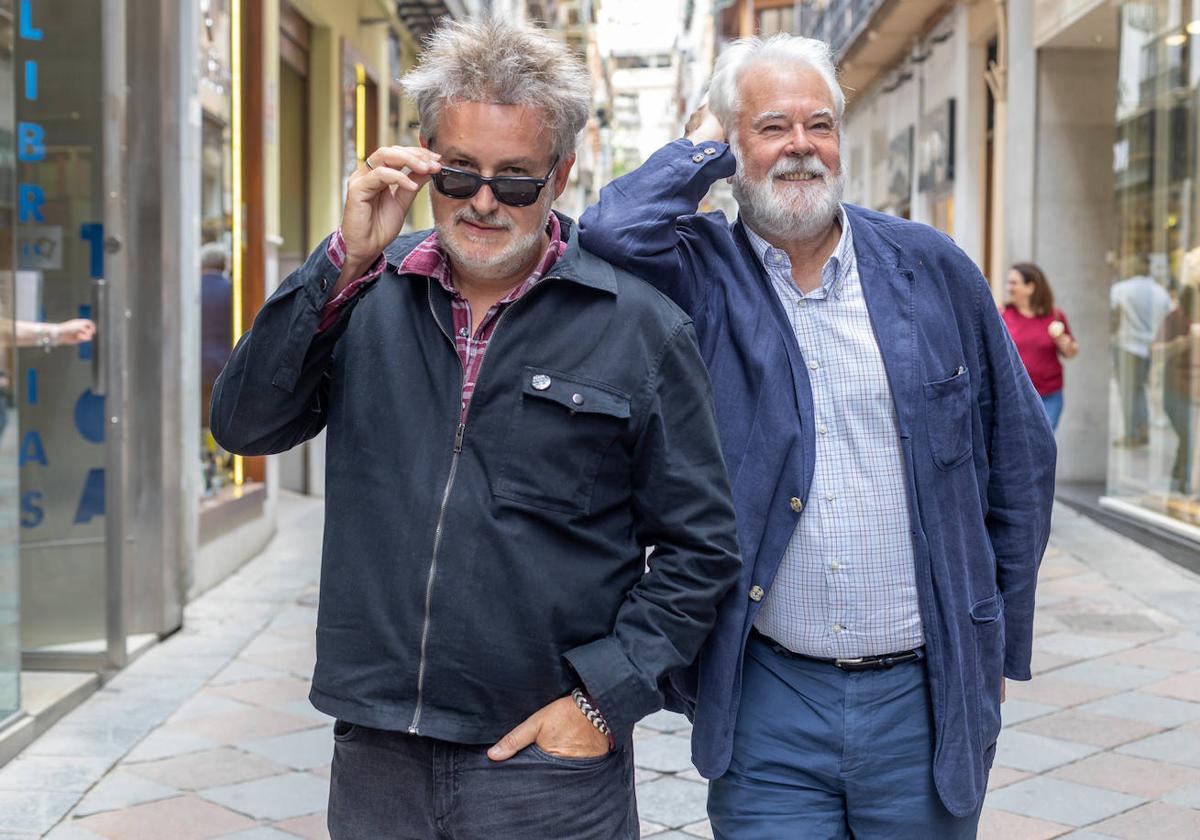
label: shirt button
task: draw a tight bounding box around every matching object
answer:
[789,496,803,513]
[830,560,841,571]
[748,585,765,602]
[703,147,717,155]
[458,327,469,337]
[824,492,834,501]
[799,299,808,308]
[832,623,844,633]
[818,423,828,435]
[808,361,819,370]
[692,153,705,163]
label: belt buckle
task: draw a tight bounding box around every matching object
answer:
[834,656,867,671]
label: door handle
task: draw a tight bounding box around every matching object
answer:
[92,277,107,397]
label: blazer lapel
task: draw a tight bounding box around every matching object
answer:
[847,208,917,438]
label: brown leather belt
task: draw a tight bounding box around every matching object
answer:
[752,629,922,671]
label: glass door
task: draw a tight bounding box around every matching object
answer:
[14,0,126,670]
[0,0,20,721]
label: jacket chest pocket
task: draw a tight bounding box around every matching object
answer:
[494,367,633,515]
[923,365,973,470]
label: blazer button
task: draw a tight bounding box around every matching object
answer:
[789,497,803,513]
[748,585,765,602]
[691,153,705,163]
[319,277,328,292]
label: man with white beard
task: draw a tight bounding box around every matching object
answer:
[579,34,1055,839]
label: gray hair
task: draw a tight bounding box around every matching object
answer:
[708,34,843,133]
[401,18,591,160]
[200,242,228,272]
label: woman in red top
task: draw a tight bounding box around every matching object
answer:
[1002,262,1079,431]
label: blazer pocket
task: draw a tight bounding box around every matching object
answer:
[923,365,973,470]
[495,367,632,515]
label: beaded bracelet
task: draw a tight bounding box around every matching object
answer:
[571,687,615,750]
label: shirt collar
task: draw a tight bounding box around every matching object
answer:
[745,205,854,299]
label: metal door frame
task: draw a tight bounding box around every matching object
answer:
[21,0,129,673]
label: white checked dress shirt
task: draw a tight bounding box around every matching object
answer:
[747,209,924,658]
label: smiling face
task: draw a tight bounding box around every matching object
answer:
[427,100,573,285]
[730,62,845,244]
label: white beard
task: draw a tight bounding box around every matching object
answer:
[732,151,845,244]
[438,201,552,280]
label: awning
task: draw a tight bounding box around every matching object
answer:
[395,0,466,39]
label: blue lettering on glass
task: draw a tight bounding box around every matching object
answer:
[80,223,103,278]
[26,369,36,405]
[73,468,104,524]
[21,491,44,528]
[19,0,42,41]
[74,389,104,444]
[19,430,47,466]
[19,184,43,222]
[17,122,44,161]
[78,304,92,361]
[24,60,36,100]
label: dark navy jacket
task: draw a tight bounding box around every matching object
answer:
[210,216,741,746]
[578,140,1056,816]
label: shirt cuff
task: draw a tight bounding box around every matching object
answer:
[317,228,386,333]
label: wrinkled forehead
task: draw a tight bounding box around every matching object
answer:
[434,100,557,164]
[735,62,837,123]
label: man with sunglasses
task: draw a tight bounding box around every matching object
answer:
[211,18,740,840]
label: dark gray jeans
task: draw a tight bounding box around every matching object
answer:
[327,721,638,839]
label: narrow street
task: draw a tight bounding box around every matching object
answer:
[1,494,1198,839]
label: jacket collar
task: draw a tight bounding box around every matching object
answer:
[383,210,617,296]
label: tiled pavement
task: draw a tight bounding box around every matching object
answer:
[2,495,1200,838]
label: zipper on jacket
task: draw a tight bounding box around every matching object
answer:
[407,280,546,735]
[408,419,465,735]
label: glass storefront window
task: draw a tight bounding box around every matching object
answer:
[1110,0,1200,524]
[0,0,19,722]
[199,0,235,500]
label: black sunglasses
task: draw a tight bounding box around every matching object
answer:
[430,158,559,207]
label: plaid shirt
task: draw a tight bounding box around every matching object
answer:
[745,212,924,659]
[320,216,566,422]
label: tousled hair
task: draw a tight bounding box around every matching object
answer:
[1012,262,1056,317]
[708,34,843,140]
[401,18,591,161]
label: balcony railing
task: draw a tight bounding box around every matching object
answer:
[797,0,886,57]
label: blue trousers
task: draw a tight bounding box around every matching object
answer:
[708,634,983,839]
[1041,390,1064,432]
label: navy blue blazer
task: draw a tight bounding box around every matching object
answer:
[578,139,1056,817]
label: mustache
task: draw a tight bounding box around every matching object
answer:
[768,155,831,179]
[453,207,514,230]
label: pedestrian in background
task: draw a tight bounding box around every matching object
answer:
[581,32,1056,839]
[1002,262,1078,431]
[1154,284,1197,494]
[1111,264,1173,446]
[211,18,740,840]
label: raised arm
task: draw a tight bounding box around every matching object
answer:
[210,145,441,455]
[578,109,736,317]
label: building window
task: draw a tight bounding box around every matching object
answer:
[1108,0,1200,524]
[756,7,792,37]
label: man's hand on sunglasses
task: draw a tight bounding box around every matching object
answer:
[336,146,442,295]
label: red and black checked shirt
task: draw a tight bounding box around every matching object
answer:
[320,216,567,422]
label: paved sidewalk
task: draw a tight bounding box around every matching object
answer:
[1,495,1198,838]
